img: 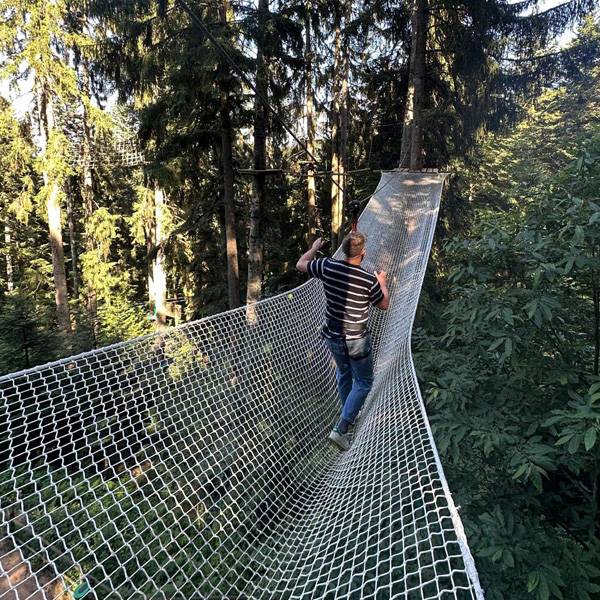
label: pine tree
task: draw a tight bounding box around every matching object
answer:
[0,1,84,339]
[92,0,252,315]
[0,99,35,300]
[0,99,59,372]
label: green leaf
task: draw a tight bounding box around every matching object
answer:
[563,256,575,274]
[488,338,505,352]
[526,422,538,436]
[513,463,528,479]
[589,382,600,395]
[539,577,550,600]
[528,572,540,592]
[584,427,597,451]
[525,299,538,319]
[573,225,585,244]
[502,308,514,324]
[555,434,573,446]
[542,415,563,427]
[478,545,499,558]
[531,469,543,492]
[567,434,581,454]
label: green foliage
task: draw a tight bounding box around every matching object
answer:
[0,100,36,221]
[415,59,600,598]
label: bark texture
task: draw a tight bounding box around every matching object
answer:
[409,0,428,170]
[65,186,79,299]
[339,23,350,239]
[152,183,168,328]
[220,95,240,309]
[401,0,428,170]
[247,0,269,306]
[37,80,72,339]
[330,16,342,250]
[4,223,14,293]
[81,59,99,343]
[305,8,318,243]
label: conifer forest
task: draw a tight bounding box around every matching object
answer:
[1,0,600,598]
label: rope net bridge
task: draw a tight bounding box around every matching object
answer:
[0,171,484,600]
[69,137,146,169]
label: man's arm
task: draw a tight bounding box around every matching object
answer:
[374,270,390,310]
[296,237,325,273]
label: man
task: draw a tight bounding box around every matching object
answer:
[296,232,389,451]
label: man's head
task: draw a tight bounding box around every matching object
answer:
[342,231,367,262]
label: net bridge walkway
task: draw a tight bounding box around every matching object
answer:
[0,171,484,600]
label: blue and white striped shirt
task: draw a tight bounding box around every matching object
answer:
[307,257,384,339]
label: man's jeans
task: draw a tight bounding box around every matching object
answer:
[325,334,374,426]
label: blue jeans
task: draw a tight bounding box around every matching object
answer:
[325,334,374,425]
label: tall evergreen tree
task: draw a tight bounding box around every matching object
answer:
[0,0,85,340]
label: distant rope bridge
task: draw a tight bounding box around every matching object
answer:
[69,136,146,169]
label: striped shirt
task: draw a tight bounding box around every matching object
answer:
[307,257,384,339]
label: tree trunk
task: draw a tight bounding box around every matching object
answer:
[338,19,350,238]
[305,7,318,243]
[409,0,428,170]
[218,0,241,310]
[220,103,241,309]
[4,222,14,293]
[81,58,98,344]
[330,15,342,250]
[399,6,416,169]
[247,0,268,307]
[65,185,79,299]
[47,187,72,338]
[147,225,155,313]
[36,80,72,339]
[152,183,168,328]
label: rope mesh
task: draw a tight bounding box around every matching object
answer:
[69,137,146,168]
[0,172,484,600]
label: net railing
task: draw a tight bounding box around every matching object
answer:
[0,171,484,600]
[69,137,146,169]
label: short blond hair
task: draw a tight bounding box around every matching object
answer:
[342,231,366,258]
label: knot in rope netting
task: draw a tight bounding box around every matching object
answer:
[0,172,484,600]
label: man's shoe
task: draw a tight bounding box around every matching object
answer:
[349,409,363,431]
[328,429,351,451]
